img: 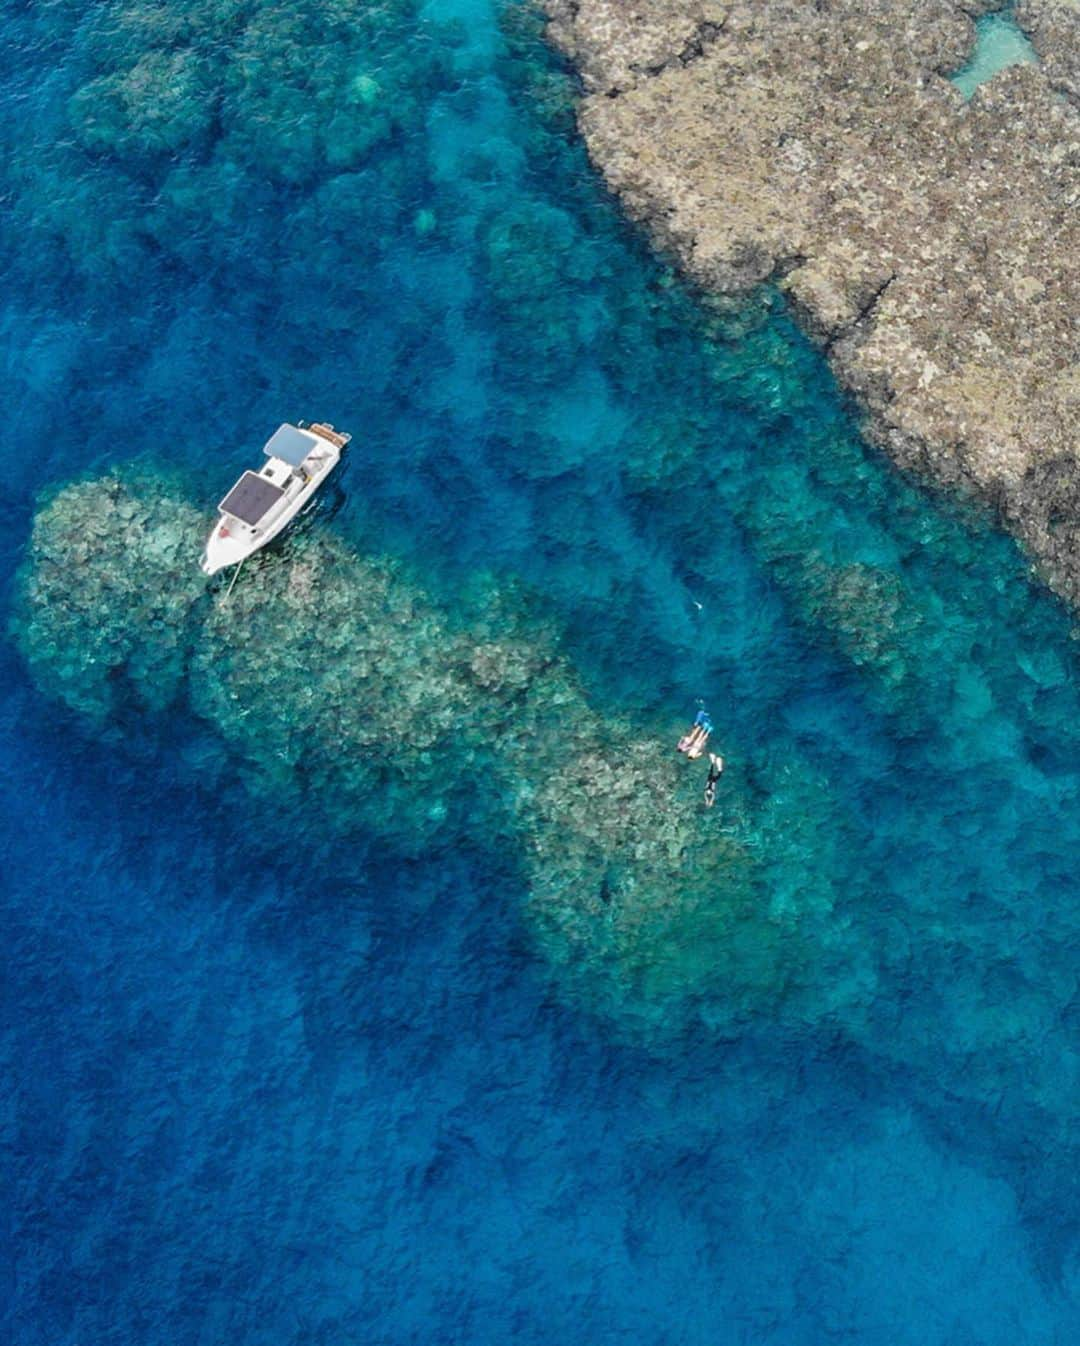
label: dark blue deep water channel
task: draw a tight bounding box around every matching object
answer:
[5,2,1080,1341]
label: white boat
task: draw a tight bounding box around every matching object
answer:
[201,421,350,576]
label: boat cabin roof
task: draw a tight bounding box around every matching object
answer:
[219,471,285,526]
[263,423,315,468]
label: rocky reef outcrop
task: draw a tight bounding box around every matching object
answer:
[543,0,1080,603]
[12,475,863,1034]
[23,479,1080,1205]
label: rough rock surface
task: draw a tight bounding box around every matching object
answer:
[543,0,1080,603]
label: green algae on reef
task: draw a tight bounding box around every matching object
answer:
[12,474,862,1035]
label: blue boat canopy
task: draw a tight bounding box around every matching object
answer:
[263,423,314,468]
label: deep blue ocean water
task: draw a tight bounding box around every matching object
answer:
[5,1,1080,1341]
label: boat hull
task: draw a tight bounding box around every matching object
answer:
[201,434,343,576]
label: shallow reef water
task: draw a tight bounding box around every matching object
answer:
[4,1,1080,1342]
[14,474,858,1038]
[950,4,1039,99]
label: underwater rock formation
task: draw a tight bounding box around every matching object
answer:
[15,473,207,724]
[12,475,862,1034]
[543,0,1080,604]
[8,0,455,285]
[67,0,444,180]
[24,480,1080,1195]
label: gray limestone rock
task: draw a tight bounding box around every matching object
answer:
[545,0,1080,603]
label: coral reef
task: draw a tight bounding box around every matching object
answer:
[7,0,456,284]
[542,0,1080,605]
[16,474,206,724]
[12,474,861,1034]
[16,468,1080,1190]
[73,0,445,180]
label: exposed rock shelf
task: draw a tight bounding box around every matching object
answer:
[543,0,1080,603]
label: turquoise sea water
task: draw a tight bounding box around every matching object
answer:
[5,1,1080,1341]
[951,5,1038,98]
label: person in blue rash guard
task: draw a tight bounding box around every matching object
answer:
[677,707,713,759]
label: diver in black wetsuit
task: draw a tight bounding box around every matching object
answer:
[703,752,724,808]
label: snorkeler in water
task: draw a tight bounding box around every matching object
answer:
[677,708,713,759]
[703,752,724,808]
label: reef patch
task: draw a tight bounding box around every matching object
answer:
[542,0,1080,605]
[12,473,864,1036]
